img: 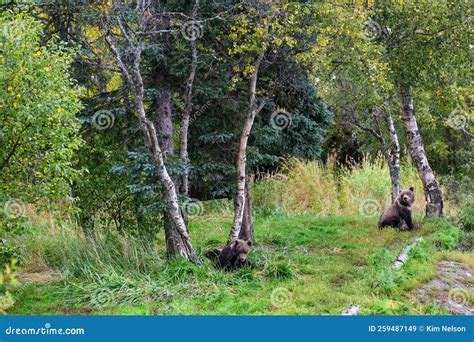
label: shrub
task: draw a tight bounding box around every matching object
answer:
[458,204,474,232]
[432,223,464,251]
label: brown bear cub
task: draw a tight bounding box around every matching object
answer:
[205,239,252,270]
[378,187,416,230]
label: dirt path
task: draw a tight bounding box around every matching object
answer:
[415,260,473,315]
[17,266,60,283]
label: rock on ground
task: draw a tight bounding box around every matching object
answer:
[416,261,473,315]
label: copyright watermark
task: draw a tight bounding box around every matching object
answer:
[91,110,115,130]
[270,109,292,131]
[361,19,382,40]
[446,109,470,130]
[181,21,203,41]
[359,198,381,217]
[5,322,85,335]
[181,198,204,217]
[270,287,293,308]
[3,198,26,217]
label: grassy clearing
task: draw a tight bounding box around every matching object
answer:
[11,212,470,315]
[9,158,471,315]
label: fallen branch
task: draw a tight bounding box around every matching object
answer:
[393,237,424,270]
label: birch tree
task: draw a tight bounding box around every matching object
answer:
[179,0,199,198]
[374,0,472,216]
[227,2,317,241]
[100,0,199,262]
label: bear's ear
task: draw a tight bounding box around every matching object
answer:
[409,186,414,192]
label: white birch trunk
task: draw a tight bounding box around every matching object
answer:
[384,113,401,203]
[229,51,266,241]
[102,5,200,262]
[180,33,198,197]
[399,86,443,217]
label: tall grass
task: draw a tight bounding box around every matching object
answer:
[23,223,258,309]
[252,156,426,217]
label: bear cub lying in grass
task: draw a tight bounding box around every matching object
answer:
[205,239,253,270]
[378,186,417,230]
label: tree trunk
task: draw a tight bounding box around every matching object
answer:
[228,44,266,242]
[238,176,254,243]
[154,88,189,248]
[151,15,190,228]
[102,3,199,263]
[179,0,199,198]
[398,85,443,216]
[153,75,192,245]
[228,96,264,241]
[137,99,199,262]
[154,86,175,155]
[384,113,401,203]
[164,211,186,258]
[229,107,258,241]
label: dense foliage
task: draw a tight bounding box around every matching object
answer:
[0,0,471,315]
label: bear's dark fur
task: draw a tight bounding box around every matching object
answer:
[378,187,416,230]
[205,239,252,270]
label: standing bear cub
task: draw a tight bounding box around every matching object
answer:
[378,187,416,230]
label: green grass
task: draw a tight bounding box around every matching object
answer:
[11,213,470,315]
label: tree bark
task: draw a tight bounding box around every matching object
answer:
[137,100,199,262]
[384,113,401,203]
[398,85,443,216]
[229,106,258,241]
[153,86,189,253]
[179,0,199,198]
[372,108,401,204]
[238,176,254,243]
[228,52,266,242]
[154,86,175,155]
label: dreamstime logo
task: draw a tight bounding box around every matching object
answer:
[91,110,115,130]
[4,198,26,217]
[359,198,381,217]
[181,198,204,216]
[361,19,382,40]
[448,287,470,306]
[181,21,203,41]
[189,101,211,126]
[446,109,470,130]
[91,288,114,307]
[270,287,293,308]
[270,109,292,131]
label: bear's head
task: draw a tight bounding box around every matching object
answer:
[230,239,251,262]
[398,186,414,207]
